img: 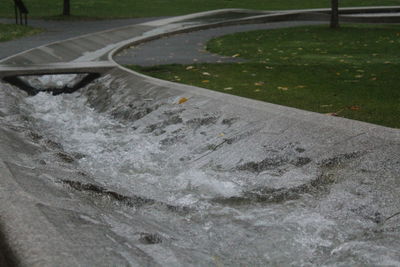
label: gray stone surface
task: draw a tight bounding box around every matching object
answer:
[114,21,324,66]
[0,17,162,60]
[0,7,399,266]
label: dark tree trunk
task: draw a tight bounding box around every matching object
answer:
[330,0,339,28]
[63,0,70,16]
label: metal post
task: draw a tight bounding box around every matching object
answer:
[13,0,29,26]
[330,0,339,28]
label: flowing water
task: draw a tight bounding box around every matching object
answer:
[1,74,399,266]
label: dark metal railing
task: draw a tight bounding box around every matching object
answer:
[13,0,29,25]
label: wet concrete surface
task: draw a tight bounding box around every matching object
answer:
[1,7,400,266]
[0,17,163,60]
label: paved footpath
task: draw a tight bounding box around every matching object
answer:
[0,17,324,66]
[114,20,324,66]
[0,17,160,60]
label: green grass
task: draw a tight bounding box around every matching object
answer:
[129,24,400,128]
[0,23,42,42]
[1,0,400,19]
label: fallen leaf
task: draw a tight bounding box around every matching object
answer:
[202,72,211,76]
[186,66,194,70]
[202,80,210,83]
[254,82,265,86]
[254,89,261,92]
[325,112,338,116]
[224,87,233,90]
[349,105,361,111]
[178,97,188,104]
[278,86,288,91]
[232,54,240,58]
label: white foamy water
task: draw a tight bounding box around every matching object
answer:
[24,91,240,203]
[21,74,80,90]
[17,79,400,266]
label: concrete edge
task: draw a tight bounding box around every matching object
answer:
[140,6,400,26]
[103,8,400,140]
[107,65,400,142]
[0,160,79,266]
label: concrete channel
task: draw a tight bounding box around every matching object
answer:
[0,7,400,266]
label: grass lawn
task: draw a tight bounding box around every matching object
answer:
[0,0,400,19]
[0,23,42,42]
[130,24,400,128]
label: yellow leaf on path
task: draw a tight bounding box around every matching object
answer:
[178,97,188,104]
[202,80,210,83]
[349,105,361,111]
[278,86,288,91]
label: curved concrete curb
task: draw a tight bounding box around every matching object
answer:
[0,7,399,266]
